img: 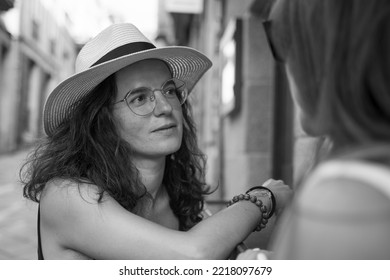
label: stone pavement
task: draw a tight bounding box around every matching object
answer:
[0,148,38,260]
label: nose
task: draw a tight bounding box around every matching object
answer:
[152,91,173,116]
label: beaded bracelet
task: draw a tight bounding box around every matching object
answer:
[226,193,270,231]
[246,186,276,218]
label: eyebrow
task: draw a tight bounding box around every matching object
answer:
[127,87,150,96]
[127,78,175,92]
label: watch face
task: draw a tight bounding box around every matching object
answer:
[252,189,271,197]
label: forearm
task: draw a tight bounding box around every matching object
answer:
[187,200,261,259]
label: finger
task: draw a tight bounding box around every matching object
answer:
[236,249,260,260]
[262,179,273,186]
[256,252,268,260]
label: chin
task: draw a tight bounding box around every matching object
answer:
[154,141,182,157]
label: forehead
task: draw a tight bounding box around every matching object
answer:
[115,59,172,92]
[116,59,171,79]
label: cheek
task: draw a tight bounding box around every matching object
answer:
[176,109,185,137]
[285,64,304,112]
[285,64,323,136]
[285,64,316,119]
[113,109,143,142]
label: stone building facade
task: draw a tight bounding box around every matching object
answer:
[0,0,77,153]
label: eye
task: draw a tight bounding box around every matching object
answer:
[164,87,177,96]
[163,82,178,97]
[126,88,150,106]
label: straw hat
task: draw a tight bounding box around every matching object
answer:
[43,23,212,136]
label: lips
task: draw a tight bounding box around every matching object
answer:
[152,123,177,132]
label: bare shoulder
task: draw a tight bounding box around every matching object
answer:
[40,179,98,224]
[41,178,101,205]
[299,176,390,216]
[39,178,122,229]
[39,179,110,256]
[298,161,390,216]
[272,162,390,259]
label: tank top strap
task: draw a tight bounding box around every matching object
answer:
[37,204,44,260]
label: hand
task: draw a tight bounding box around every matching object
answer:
[262,179,293,215]
[236,248,270,260]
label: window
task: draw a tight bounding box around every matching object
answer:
[49,39,56,56]
[32,20,39,41]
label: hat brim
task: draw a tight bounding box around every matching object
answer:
[43,46,212,136]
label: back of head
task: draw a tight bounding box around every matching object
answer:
[276,0,390,148]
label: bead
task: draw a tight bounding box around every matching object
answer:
[226,192,271,232]
[246,186,276,218]
[255,200,263,207]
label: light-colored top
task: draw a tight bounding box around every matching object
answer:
[271,159,390,259]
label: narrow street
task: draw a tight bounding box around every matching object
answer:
[0,148,38,260]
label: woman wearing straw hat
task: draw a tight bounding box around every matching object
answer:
[21,23,291,259]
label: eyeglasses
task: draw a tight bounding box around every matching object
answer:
[114,78,188,116]
[263,20,284,63]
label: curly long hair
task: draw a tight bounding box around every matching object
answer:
[21,73,210,231]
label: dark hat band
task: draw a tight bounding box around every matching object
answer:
[91,42,156,67]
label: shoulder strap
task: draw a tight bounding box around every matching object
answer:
[37,205,44,260]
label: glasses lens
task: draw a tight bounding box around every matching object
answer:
[125,87,154,116]
[163,78,188,105]
[125,78,188,116]
[263,20,283,63]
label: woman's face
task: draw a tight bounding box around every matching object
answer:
[113,59,184,160]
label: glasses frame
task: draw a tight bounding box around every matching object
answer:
[114,78,188,116]
[263,20,284,63]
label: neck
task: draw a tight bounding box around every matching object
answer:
[133,156,166,199]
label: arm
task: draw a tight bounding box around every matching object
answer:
[40,180,264,259]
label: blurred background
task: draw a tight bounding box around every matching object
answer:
[0,0,319,259]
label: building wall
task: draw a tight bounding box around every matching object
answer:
[222,15,275,198]
[0,0,77,153]
[0,21,19,152]
[191,0,224,198]
[215,0,318,193]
